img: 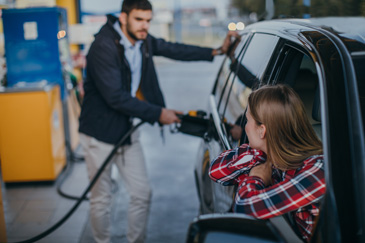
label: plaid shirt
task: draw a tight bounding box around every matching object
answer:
[209,144,325,242]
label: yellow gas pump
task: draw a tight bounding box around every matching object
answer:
[0,85,66,182]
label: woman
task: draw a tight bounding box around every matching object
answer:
[209,84,325,242]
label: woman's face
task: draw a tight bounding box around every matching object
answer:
[245,107,266,152]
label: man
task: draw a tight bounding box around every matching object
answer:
[78,0,237,242]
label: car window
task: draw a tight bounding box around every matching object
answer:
[219,33,279,116]
[274,45,322,140]
[220,42,323,147]
[238,33,280,87]
[217,33,279,147]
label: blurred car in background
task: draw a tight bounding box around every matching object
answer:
[186,17,365,242]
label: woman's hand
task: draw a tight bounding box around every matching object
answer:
[249,162,272,186]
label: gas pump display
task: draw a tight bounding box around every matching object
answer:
[2,7,72,100]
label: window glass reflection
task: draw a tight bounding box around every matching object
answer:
[239,33,279,87]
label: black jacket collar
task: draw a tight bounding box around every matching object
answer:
[104,14,122,42]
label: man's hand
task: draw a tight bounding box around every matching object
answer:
[249,162,272,186]
[159,108,182,125]
[229,124,243,141]
[213,31,241,56]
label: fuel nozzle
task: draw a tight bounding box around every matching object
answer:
[188,110,207,118]
[170,110,209,139]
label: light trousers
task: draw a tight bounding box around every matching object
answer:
[80,131,152,243]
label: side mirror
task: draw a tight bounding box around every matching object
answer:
[186,213,303,243]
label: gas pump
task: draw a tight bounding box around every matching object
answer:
[0,7,79,182]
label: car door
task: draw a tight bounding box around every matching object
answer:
[300,28,365,243]
[204,32,280,213]
[194,33,250,214]
[190,20,365,243]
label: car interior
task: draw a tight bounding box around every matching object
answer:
[291,55,322,141]
[266,45,322,143]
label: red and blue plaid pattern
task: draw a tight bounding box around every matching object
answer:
[209,144,325,242]
[209,144,267,185]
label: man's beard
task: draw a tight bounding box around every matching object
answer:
[127,24,147,41]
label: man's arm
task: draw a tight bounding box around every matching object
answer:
[150,31,240,61]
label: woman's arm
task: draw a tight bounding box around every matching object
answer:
[233,155,325,218]
[209,144,266,186]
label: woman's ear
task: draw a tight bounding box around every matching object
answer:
[259,124,266,139]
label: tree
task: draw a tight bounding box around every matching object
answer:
[230,0,365,19]
[231,0,265,15]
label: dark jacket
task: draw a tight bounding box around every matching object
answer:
[79,15,214,145]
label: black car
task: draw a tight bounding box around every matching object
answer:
[185,17,365,242]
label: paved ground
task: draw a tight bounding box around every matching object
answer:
[1,55,224,243]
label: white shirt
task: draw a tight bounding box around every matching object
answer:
[113,21,143,97]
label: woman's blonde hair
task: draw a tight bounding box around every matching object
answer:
[248,84,323,170]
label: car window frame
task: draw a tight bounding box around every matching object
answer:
[216,34,250,109]
[215,32,281,149]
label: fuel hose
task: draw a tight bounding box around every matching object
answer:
[56,150,118,201]
[7,121,145,243]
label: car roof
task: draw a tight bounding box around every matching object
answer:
[244,17,365,52]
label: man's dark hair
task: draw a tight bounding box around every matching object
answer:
[121,0,152,14]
